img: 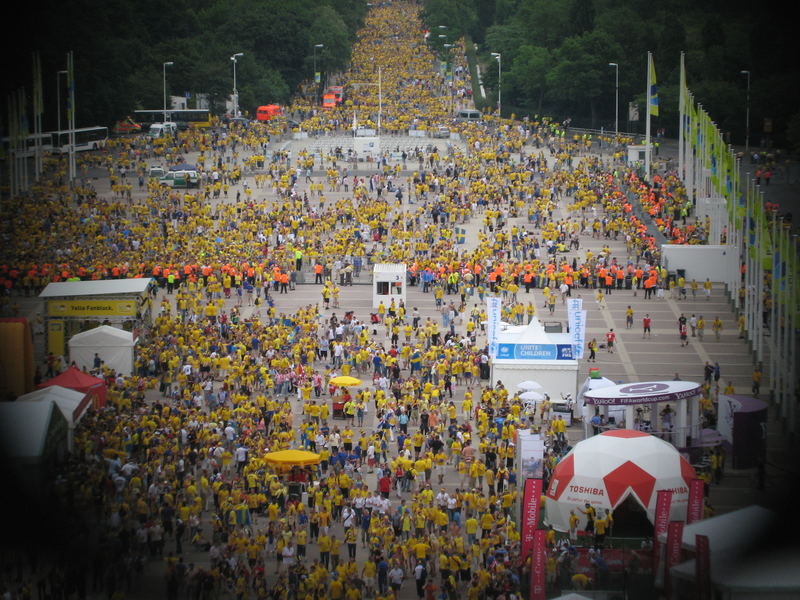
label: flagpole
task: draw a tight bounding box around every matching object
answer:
[678,52,685,180]
[744,173,752,338]
[756,190,764,364]
[769,213,778,411]
[645,52,652,182]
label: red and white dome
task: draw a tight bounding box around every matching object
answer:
[545,430,696,531]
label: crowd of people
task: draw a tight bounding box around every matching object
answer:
[1,2,736,600]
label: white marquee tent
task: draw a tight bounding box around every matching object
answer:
[68,325,136,376]
[545,430,696,531]
[17,385,91,451]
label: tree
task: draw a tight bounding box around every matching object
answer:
[507,45,551,115]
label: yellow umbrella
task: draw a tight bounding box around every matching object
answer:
[330,375,362,387]
[263,449,321,466]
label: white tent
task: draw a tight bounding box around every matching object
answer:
[69,325,136,376]
[17,385,91,451]
[0,400,68,464]
[661,507,797,598]
[545,430,696,531]
[491,317,579,400]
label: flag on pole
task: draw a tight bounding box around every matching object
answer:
[648,52,659,117]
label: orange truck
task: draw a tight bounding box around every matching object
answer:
[322,93,336,110]
[256,104,283,121]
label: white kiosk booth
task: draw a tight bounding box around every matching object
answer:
[583,381,702,448]
[372,263,407,309]
[491,317,579,402]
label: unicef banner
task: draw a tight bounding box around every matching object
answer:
[567,298,586,360]
[496,343,575,361]
[487,297,502,358]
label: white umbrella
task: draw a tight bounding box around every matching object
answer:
[519,391,545,401]
[517,380,543,391]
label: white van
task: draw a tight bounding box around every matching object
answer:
[148,122,178,138]
[455,109,482,122]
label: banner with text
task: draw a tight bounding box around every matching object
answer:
[665,520,685,597]
[652,490,673,571]
[487,297,502,358]
[495,343,575,361]
[696,534,711,600]
[520,478,543,561]
[530,529,547,600]
[567,299,586,359]
[687,478,704,524]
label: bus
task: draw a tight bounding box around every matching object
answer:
[256,105,282,121]
[51,126,109,153]
[133,109,212,130]
[1,132,54,159]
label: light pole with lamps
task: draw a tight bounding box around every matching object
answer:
[231,52,243,117]
[491,52,501,116]
[608,62,619,136]
[313,44,324,102]
[162,61,173,124]
[740,70,750,155]
[56,69,67,133]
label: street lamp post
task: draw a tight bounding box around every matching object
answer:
[56,69,67,133]
[162,61,173,123]
[313,44,324,103]
[608,62,619,136]
[740,70,751,155]
[230,53,243,117]
[491,53,501,116]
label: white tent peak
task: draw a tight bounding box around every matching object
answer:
[69,325,134,347]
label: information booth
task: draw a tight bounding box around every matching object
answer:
[583,381,702,449]
[372,263,406,309]
[40,279,155,357]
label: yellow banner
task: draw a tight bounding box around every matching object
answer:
[47,299,137,317]
[48,320,65,355]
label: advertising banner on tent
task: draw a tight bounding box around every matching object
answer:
[530,529,547,600]
[521,479,543,561]
[584,381,702,406]
[687,478,704,524]
[652,490,673,570]
[665,520,684,597]
[486,297,501,358]
[495,343,574,361]
[696,534,711,600]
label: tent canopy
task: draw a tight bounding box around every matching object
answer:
[69,325,136,376]
[263,449,321,466]
[69,325,135,347]
[0,401,66,460]
[38,366,107,406]
[545,430,695,531]
[17,385,91,427]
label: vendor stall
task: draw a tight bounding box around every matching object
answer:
[583,381,703,448]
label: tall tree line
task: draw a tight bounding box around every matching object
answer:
[423,0,800,150]
[3,0,366,129]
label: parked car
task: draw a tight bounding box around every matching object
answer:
[158,169,199,188]
[148,165,166,179]
[432,126,450,138]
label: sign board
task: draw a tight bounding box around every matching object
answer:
[47,299,137,317]
[584,381,701,406]
[520,479,543,560]
[495,343,574,361]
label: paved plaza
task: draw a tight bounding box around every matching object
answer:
[8,130,786,599]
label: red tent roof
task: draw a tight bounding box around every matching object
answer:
[38,366,107,406]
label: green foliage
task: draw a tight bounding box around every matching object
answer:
[4,0,363,128]
[464,0,797,146]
